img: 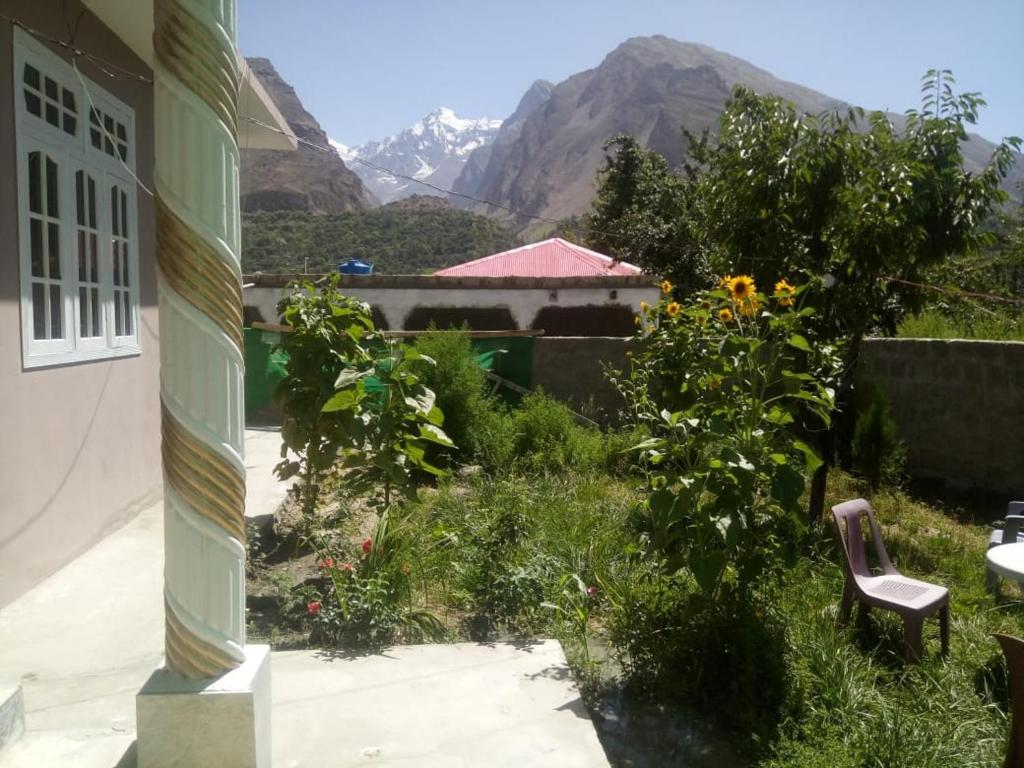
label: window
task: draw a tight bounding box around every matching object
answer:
[13,28,140,368]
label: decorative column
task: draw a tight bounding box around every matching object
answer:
[136,0,270,765]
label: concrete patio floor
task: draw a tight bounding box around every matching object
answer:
[0,428,608,767]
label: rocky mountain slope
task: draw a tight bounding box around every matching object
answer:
[240,58,377,214]
[462,36,1022,233]
[335,108,502,204]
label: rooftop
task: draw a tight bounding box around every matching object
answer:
[434,238,642,278]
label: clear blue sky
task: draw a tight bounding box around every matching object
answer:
[239,0,1023,147]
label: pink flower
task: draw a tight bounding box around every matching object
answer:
[339,562,354,573]
[319,557,335,570]
[307,600,322,617]
[586,586,598,597]
[362,538,372,555]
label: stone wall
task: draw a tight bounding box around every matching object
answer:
[531,337,635,421]
[857,339,1024,496]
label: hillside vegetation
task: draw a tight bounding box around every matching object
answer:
[241,208,519,274]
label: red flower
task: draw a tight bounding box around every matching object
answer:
[307,600,322,617]
[340,562,354,573]
[319,557,335,570]
[362,538,372,555]
[586,586,598,597]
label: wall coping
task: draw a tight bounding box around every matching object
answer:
[864,337,1024,347]
[242,273,658,290]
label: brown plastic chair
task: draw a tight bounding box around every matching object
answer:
[831,498,950,662]
[994,634,1024,768]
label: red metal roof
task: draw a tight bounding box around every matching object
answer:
[433,238,642,278]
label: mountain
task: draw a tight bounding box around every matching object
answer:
[465,36,1023,234]
[335,108,502,204]
[240,58,377,213]
[452,79,554,206]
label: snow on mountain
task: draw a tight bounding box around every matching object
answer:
[334,107,503,203]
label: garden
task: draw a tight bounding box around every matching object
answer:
[246,73,1024,767]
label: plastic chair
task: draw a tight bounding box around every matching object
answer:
[831,498,950,662]
[994,634,1024,768]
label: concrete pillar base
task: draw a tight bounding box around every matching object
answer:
[136,645,271,768]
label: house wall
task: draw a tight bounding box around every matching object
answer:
[856,339,1024,496]
[531,336,635,421]
[242,273,659,335]
[0,1,160,606]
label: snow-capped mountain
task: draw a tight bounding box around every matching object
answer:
[332,107,502,204]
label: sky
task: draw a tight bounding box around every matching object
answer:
[239,0,1023,148]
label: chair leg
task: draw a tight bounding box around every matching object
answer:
[903,615,924,663]
[938,605,949,657]
[987,566,998,593]
[838,579,855,627]
[856,602,872,631]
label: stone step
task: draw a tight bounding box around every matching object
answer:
[0,685,24,755]
[0,730,135,768]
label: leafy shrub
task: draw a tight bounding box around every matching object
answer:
[510,391,606,473]
[413,328,495,465]
[852,388,906,493]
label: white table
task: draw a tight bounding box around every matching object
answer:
[986,542,1024,590]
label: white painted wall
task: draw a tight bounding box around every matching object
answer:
[244,284,660,330]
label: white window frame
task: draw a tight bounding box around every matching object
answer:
[13,27,140,369]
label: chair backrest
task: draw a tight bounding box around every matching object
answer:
[1002,503,1024,545]
[993,633,1024,768]
[1010,503,1024,517]
[831,498,897,580]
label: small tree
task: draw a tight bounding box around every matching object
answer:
[274,276,374,518]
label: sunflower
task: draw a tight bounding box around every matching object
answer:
[718,307,734,323]
[640,300,650,313]
[634,315,641,326]
[728,275,757,302]
[661,279,673,295]
[666,301,682,318]
[700,300,712,310]
[718,274,733,290]
[774,279,796,307]
[738,297,762,317]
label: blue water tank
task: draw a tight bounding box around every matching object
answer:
[337,258,374,276]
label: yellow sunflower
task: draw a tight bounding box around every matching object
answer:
[718,307,734,323]
[640,300,650,313]
[718,274,733,290]
[634,315,641,326]
[774,279,796,307]
[738,297,762,317]
[700,300,712,310]
[728,275,757,302]
[666,301,682,318]
[661,279,673,295]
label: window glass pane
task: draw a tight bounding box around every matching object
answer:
[78,231,86,281]
[47,222,60,278]
[112,241,120,284]
[79,286,87,336]
[63,114,76,135]
[88,178,96,228]
[90,128,101,149]
[104,114,114,133]
[91,288,99,336]
[30,219,43,277]
[62,88,76,113]
[110,187,119,236]
[116,123,127,142]
[114,291,123,336]
[76,171,85,225]
[118,143,127,162]
[45,157,58,216]
[44,77,57,100]
[32,283,45,339]
[123,293,132,335]
[90,109,100,126]
[28,152,41,213]
[24,91,41,117]
[122,251,129,287]
[90,234,98,279]
[120,191,128,236]
[49,284,62,339]
[105,136,113,155]
[23,64,40,90]
[45,102,59,127]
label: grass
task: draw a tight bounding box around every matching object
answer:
[897,309,1024,342]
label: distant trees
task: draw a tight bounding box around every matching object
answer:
[587,70,1021,519]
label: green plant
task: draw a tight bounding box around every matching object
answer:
[622,277,839,595]
[333,339,454,510]
[852,388,906,493]
[274,276,375,518]
[413,328,495,465]
[544,574,600,674]
[510,391,605,474]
